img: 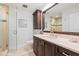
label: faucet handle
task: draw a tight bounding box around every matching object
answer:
[40,30,43,34]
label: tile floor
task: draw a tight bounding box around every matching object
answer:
[7,49,35,56]
[0,49,35,56]
[0,48,35,56]
[0,41,35,56]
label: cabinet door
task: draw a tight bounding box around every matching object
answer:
[33,10,41,29]
[37,11,41,29]
[33,10,45,29]
[42,13,45,30]
[38,39,45,56]
[33,14,38,29]
[33,37,45,56]
[45,41,56,56]
[33,37,38,55]
[44,42,52,56]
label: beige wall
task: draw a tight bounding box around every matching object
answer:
[0,4,8,50]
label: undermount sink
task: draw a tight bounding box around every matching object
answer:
[70,38,79,43]
[71,40,79,43]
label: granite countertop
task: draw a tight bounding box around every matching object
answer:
[34,32,79,54]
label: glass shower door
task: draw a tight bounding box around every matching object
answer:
[0,4,8,51]
[0,20,3,50]
[0,20,8,51]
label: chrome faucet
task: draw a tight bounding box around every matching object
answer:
[40,29,43,34]
[50,30,55,37]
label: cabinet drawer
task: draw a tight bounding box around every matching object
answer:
[57,46,79,56]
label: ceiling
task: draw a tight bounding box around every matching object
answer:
[4,3,79,17]
[4,3,47,13]
[46,3,79,17]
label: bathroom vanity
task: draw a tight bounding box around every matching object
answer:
[32,3,79,56]
[33,33,79,56]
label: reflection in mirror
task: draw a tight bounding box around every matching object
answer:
[50,16,62,32]
[44,3,79,32]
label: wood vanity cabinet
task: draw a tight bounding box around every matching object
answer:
[33,37,38,55]
[38,39,45,56]
[44,42,53,56]
[33,36,44,56]
[33,10,45,29]
[44,41,56,56]
[56,46,79,56]
[33,36,79,56]
[33,36,56,56]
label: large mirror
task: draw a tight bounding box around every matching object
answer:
[44,3,79,32]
